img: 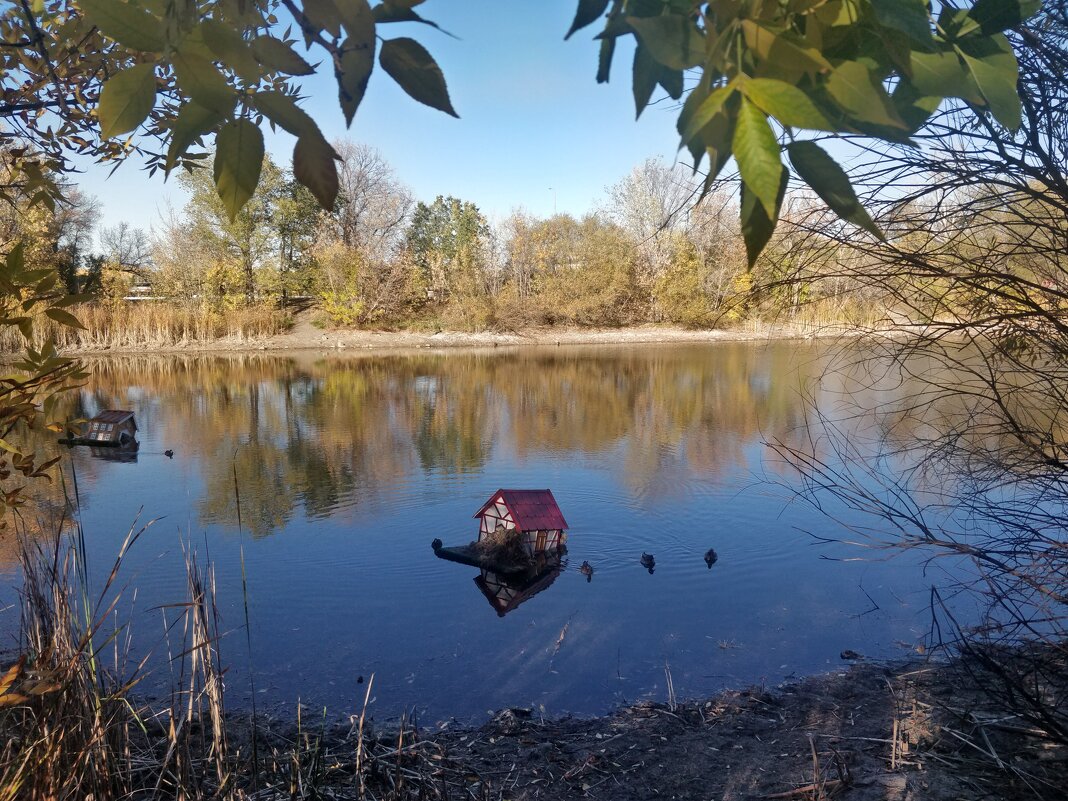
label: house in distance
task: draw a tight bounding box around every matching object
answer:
[474,488,568,556]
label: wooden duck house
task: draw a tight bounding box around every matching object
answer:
[60,410,138,448]
[474,489,568,556]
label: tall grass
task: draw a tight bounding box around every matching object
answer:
[0,303,291,352]
[0,502,232,799]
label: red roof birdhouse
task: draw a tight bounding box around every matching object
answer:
[474,489,568,556]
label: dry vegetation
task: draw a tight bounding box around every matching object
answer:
[2,517,1064,800]
[0,304,290,352]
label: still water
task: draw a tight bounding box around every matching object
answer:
[7,341,961,723]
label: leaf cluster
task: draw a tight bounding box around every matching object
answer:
[2,0,458,224]
[569,0,1041,265]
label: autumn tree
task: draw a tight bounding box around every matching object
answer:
[406,196,490,301]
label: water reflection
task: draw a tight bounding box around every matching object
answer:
[3,343,985,720]
[37,344,832,539]
[475,551,566,617]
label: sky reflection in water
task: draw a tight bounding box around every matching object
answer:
[7,342,959,723]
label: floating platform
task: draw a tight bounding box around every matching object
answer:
[433,542,534,575]
[58,437,130,448]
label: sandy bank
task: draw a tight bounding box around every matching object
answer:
[59,321,901,356]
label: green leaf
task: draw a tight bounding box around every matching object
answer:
[699,110,735,182]
[250,91,316,136]
[740,167,788,268]
[201,20,261,82]
[787,140,882,239]
[957,34,1022,129]
[338,38,376,125]
[213,118,264,221]
[680,80,736,145]
[293,132,340,209]
[742,78,834,131]
[79,0,164,51]
[44,307,86,329]
[6,241,25,272]
[824,60,907,129]
[658,68,683,100]
[741,21,831,75]
[937,7,980,41]
[252,36,316,76]
[627,14,704,70]
[304,0,343,37]
[379,37,458,116]
[910,49,982,102]
[173,49,236,114]
[732,97,783,220]
[566,0,610,39]
[967,0,1041,36]
[869,0,933,45]
[0,438,23,456]
[891,80,942,133]
[165,101,223,173]
[98,63,157,139]
[632,45,658,119]
[596,35,615,83]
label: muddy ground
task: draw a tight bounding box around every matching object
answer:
[230,657,1065,801]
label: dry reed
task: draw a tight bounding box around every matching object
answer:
[0,303,290,352]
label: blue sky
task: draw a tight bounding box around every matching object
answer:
[79,1,686,235]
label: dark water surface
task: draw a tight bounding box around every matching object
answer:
[7,342,960,723]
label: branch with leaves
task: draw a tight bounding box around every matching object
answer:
[570,0,1041,264]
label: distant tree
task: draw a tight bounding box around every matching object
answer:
[331,142,414,263]
[100,222,153,282]
[406,196,489,300]
[179,156,286,305]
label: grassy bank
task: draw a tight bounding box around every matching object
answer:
[0,298,903,356]
[0,304,291,352]
[1,522,1064,800]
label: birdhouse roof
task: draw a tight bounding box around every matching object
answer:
[91,409,136,427]
[474,489,568,531]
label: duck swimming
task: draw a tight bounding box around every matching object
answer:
[640,552,655,573]
[704,548,718,568]
[164,449,174,458]
[579,561,594,582]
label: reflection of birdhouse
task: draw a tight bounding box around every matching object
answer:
[85,410,138,445]
[60,410,138,449]
[475,551,564,617]
[473,489,568,557]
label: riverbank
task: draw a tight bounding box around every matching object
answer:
[184,655,1065,800]
[57,319,896,356]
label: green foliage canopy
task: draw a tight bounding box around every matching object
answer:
[570,0,1041,264]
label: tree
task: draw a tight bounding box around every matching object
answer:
[100,222,152,282]
[330,142,413,263]
[179,154,286,305]
[405,196,490,300]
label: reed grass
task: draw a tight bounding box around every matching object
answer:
[0,303,290,352]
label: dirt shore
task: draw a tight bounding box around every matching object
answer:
[229,657,1063,801]
[63,320,887,356]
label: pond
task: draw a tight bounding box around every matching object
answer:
[5,341,965,724]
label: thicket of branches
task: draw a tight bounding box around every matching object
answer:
[761,1,1068,747]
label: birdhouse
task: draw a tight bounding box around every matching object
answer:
[473,489,568,557]
[60,410,138,449]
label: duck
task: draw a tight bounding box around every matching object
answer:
[640,552,655,573]
[579,560,594,582]
[164,449,174,458]
[704,548,718,568]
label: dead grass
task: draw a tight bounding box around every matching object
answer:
[0,303,290,352]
